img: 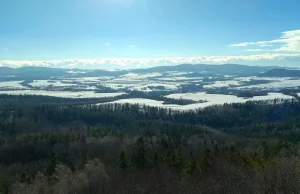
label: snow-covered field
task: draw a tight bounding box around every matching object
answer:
[166,92,293,102]
[166,72,189,76]
[103,82,180,91]
[64,77,112,83]
[121,73,163,79]
[237,79,300,90]
[156,77,203,81]
[166,92,244,103]
[98,92,294,111]
[97,98,197,110]
[29,80,76,87]
[203,80,241,88]
[4,74,296,92]
[234,76,291,82]
[249,93,295,101]
[0,81,27,89]
[0,90,125,98]
[143,83,179,90]
[1,72,300,110]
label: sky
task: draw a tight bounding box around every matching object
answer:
[0,0,300,69]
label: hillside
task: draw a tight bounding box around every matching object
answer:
[132,63,277,75]
[0,98,300,193]
[260,68,300,77]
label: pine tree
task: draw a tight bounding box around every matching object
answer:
[183,151,196,175]
[68,161,75,172]
[46,152,57,176]
[166,150,176,171]
[118,150,127,169]
[214,144,219,156]
[262,141,269,160]
[200,147,211,174]
[20,171,31,184]
[177,149,184,172]
[79,153,88,170]
[153,153,158,166]
[20,171,27,183]
[132,137,146,169]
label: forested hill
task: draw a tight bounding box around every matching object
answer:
[260,68,300,77]
[0,63,282,79]
[1,96,300,193]
[132,63,277,75]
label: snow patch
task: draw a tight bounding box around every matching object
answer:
[0,81,27,89]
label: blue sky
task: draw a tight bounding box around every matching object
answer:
[0,0,300,69]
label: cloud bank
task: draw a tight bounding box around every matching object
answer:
[230,29,300,52]
[2,30,300,69]
[1,53,300,69]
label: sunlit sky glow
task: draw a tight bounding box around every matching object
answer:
[0,0,299,69]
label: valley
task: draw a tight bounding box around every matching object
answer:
[0,64,300,109]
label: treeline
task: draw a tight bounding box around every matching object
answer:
[0,97,300,193]
[0,92,202,106]
[0,96,299,140]
[0,94,126,105]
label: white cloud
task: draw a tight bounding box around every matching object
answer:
[243,49,263,52]
[129,44,135,48]
[230,29,300,52]
[105,42,111,47]
[258,44,273,47]
[230,42,254,47]
[1,53,300,69]
[277,30,300,52]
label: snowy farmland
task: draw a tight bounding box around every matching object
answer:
[203,80,241,88]
[29,80,77,87]
[237,79,300,90]
[0,71,299,110]
[0,81,28,89]
[98,92,295,111]
[166,92,294,102]
[1,72,299,92]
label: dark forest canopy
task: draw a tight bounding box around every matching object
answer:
[0,95,300,193]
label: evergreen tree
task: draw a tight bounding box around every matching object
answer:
[46,152,57,176]
[214,144,219,156]
[132,137,146,169]
[177,149,184,172]
[68,161,75,172]
[20,171,31,184]
[79,153,88,170]
[184,151,196,175]
[153,153,158,166]
[166,150,176,171]
[118,150,127,169]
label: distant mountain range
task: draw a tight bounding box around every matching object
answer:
[132,64,277,75]
[0,64,299,79]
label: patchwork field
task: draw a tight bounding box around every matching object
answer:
[0,69,299,109]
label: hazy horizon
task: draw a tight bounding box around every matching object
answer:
[0,61,295,70]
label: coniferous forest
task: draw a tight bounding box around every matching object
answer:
[1,95,300,193]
